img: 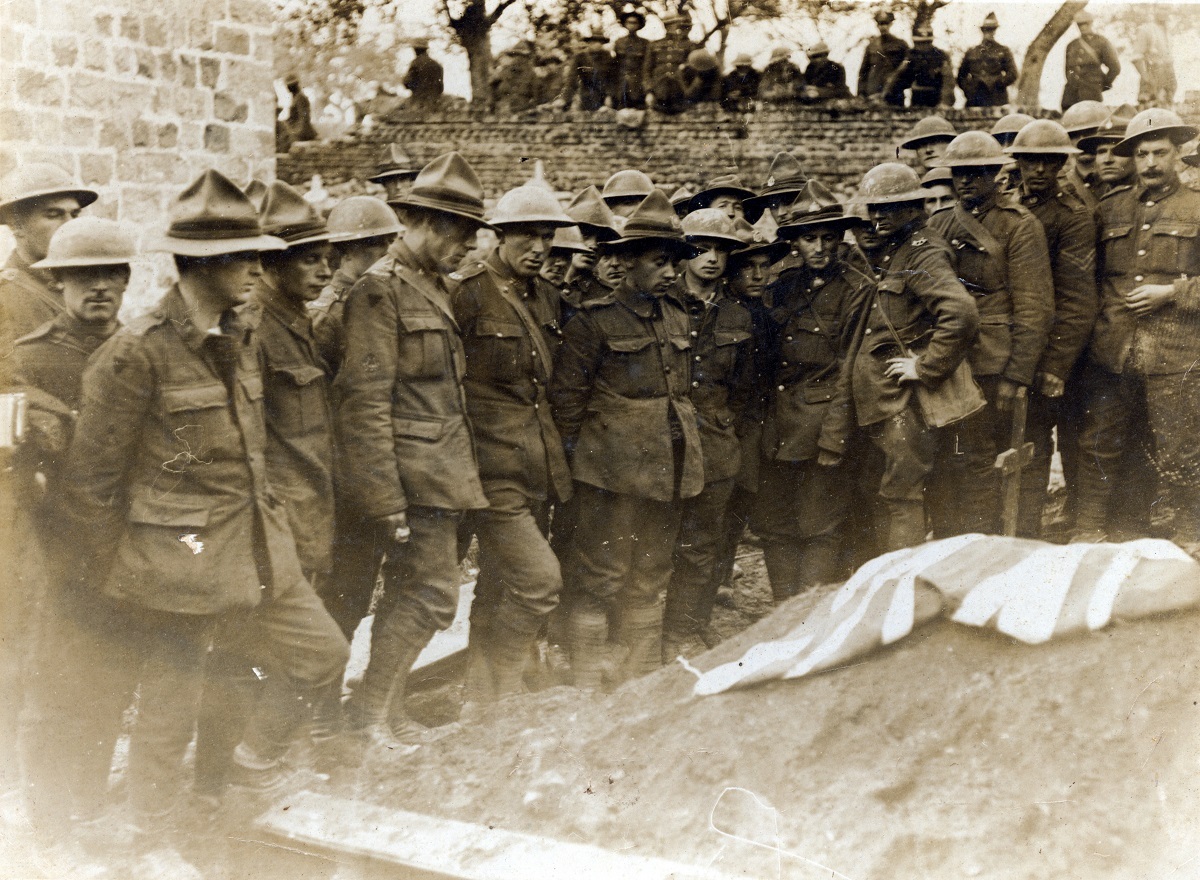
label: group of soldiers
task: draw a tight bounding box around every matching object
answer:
[2,95,1200,875]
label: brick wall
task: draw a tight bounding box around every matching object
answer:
[0,0,277,312]
[279,104,1054,202]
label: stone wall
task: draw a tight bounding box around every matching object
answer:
[279,104,1049,201]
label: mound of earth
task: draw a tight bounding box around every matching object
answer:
[324,579,1200,880]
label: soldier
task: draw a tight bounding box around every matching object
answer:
[308,196,403,373]
[336,153,490,747]
[1059,100,1113,215]
[602,168,655,218]
[367,143,420,207]
[688,172,757,221]
[449,186,575,705]
[928,132,1054,536]
[956,12,1017,108]
[662,209,753,659]
[921,167,956,215]
[823,164,978,551]
[670,185,695,218]
[646,13,695,115]
[801,42,851,102]
[759,45,802,104]
[403,38,444,108]
[743,152,809,224]
[681,49,722,106]
[549,191,704,687]
[1079,108,1138,196]
[885,26,954,108]
[492,41,540,114]
[562,186,623,317]
[1073,110,1200,554]
[1004,121,1098,538]
[540,224,592,290]
[284,74,319,142]
[0,164,97,373]
[990,112,1034,147]
[55,170,349,863]
[613,5,652,110]
[13,218,135,859]
[720,54,761,112]
[1132,8,1176,106]
[1062,11,1120,111]
[559,32,613,112]
[856,10,908,106]
[756,183,871,601]
[897,115,957,176]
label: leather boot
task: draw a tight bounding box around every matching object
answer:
[486,622,536,698]
[1070,464,1111,542]
[567,604,608,690]
[353,619,437,749]
[762,541,803,604]
[796,535,841,589]
[880,498,927,552]
[193,655,259,797]
[616,601,664,680]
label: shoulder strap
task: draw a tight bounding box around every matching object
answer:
[952,204,1003,258]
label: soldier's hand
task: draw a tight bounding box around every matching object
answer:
[379,511,411,544]
[817,450,842,468]
[1125,283,1175,317]
[995,378,1021,412]
[884,355,920,384]
[1037,372,1065,399]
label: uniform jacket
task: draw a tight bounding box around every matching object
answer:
[720,67,761,112]
[56,286,304,615]
[613,34,652,106]
[404,54,444,104]
[335,241,487,517]
[1092,179,1200,375]
[550,285,704,502]
[857,33,909,104]
[250,280,336,576]
[759,60,802,102]
[929,197,1054,385]
[1016,186,1098,381]
[822,221,978,448]
[763,263,871,462]
[308,264,358,375]
[452,255,572,503]
[0,252,63,384]
[679,283,755,483]
[562,47,614,111]
[956,40,1017,106]
[1063,34,1120,99]
[804,58,851,100]
[1058,164,1101,216]
[886,44,955,107]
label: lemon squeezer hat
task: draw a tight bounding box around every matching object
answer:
[149,169,286,257]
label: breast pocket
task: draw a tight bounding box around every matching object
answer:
[1100,224,1134,277]
[949,238,997,294]
[473,317,527,384]
[781,320,833,367]
[266,363,328,435]
[161,381,237,465]
[397,312,451,380]
[1148,221,1198,276]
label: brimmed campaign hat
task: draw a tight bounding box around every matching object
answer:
[744,152,809,218]
[602,169,656,203]
[30,217,138,269]
[729,216,789,263]
[776,180,856,238]
[259,181,334,247]
[392,152,493,228]
[0,163,98,224]
[669,185,695,217]
[567,186,622,240]
[550,225,594,254]
[242,178,269,212]
[601,190,701,258]
[150,169,286,257]
[1060,100,1111,137]
[1076,104,1137,153]
[990,113,1034,147]
[1113,108,1199,157]
[369,143,420,185]
[688,173,758,213]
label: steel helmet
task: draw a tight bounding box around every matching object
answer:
[686,49,719,72]
[856,163,926,205]
[549,224,593,254]
[0,163,98,223]
[327,196,403,243]
[30,217,138,269]
[1076,104,1137,153]
[602,169,655,202]
[920,166,953,188]
[990,113,1034,146]
[935,130,1007,168]
[1006,119,1080,156]
[898,116,957,151]
[681,208,742,245]
[489,185,575,227]
[1113,108,1199,157]
[1060,100,1111,136]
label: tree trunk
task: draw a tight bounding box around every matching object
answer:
[461,29,493,105]
[1015,0,1088,108]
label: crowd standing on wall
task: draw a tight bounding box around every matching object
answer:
[1,28,1198,873]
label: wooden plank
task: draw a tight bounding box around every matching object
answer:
[256,790,733,880]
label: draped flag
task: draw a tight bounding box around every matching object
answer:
[693,536,1200,697]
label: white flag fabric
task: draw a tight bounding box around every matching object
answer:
[693,537,1200,697]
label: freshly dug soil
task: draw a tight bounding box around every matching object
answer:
[327,562,1200,880]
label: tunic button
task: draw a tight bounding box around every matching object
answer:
[533,403,539,410]
[865,328,873,335]
[496,333,503,337]
[694,355,701,362]
[692,381,699,387]
[1137,249,1146,256]
[690,330,698,337]
[1134,275,1144,282]
[874,274,882,281]
[1146,201,1155,207]
[781,361,789,367]
[786,335,793,341]
[777,385,785,392]
[1142,224,1151,230]
[664,366,671,373]
[882,255,891,262]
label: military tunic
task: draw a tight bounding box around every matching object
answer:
[956,40,1017,107]
[1062,33,1120,109]
[308,264,358,375]
[0,253,63,384]
[803,58,851,100]
[886,44,955,107]
[613,33,652,109]
[561,47,614,111]
[856,32,909,105]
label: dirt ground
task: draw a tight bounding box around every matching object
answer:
[306,540,1200,880]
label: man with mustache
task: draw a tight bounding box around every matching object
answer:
[1005,120,1098,538]
[1073,109,1200,556]
[550,191,704,688]
[929,131,1054,537]
[451,184,576,705]
[336,153,491,748]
